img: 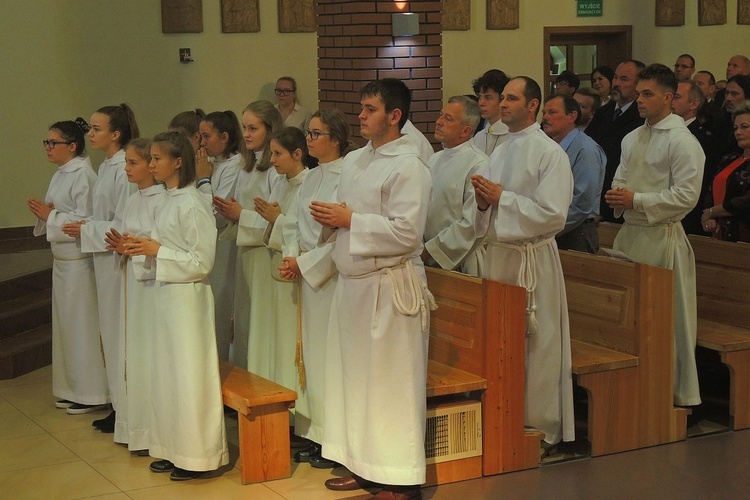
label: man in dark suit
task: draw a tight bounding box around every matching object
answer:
[711,55,750,115]
[584,59,645,222]
[672,80,720,235]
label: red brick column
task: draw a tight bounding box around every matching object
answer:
[316,0,442,145]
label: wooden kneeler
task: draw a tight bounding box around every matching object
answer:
[219,360,297,484]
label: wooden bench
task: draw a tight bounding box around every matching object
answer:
[689,235,750,429]
[424,267,541,486]
[600,222,750,431]
[560,250,687,456]
[219,360,297,484]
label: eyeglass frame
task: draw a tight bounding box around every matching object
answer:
[43,140,73,149]
[305,130,332,140]
[274,88,296,96]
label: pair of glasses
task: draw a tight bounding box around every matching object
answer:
[43,140,72,149]
[674,64,694,70]
[305,130,332,140]
[274,88,295,96]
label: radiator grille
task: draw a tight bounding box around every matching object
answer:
[425,401,482,464]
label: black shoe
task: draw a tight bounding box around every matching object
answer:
[149,460,175,473]
[170,468,201,481]
[309,455,339,469]
[92,410,116,432]
[294,443,321,463]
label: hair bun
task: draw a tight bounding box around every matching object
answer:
[74,117,91,134]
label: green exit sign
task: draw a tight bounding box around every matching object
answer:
[578,0,603,16]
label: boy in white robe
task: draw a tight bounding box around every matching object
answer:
[311,79,433,500]
[472,76,575,450]
[605,63,704,407]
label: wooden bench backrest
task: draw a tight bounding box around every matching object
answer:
[599,222,750,330]
[688,235,750,329]
[559,250,674,357]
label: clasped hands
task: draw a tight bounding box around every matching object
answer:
[27,198,54,222]
[105,228,161,257]
[471,175,502,211]
[604,187,635,210]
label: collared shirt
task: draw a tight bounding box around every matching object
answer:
[558,128,606,235]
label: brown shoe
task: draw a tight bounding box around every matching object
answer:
[324,474,375,491]
[371,485,422,499]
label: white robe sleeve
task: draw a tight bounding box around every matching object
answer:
[236,208,268,247]
[348,162,431,257]
[156,205,217,283]
[425,160,488,269]
[299,232,337,289]
[80,166,133,253]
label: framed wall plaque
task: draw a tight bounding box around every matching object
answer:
[487,0,519,30]
[221,0,260,33]
[161,0,203,34]
[278,0,315,33]
[443,0,470,31]
[655,0,685,26]
[740,0,750,24]
[698,0,727,26]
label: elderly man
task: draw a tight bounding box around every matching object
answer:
[605,64,704,409]
[693,70,717,103]
[712,54,750,113]
[542,94,606,253]
[586,60,646,222]
[471,76,574,453]
[673,54,696,82]
[573,86,601,131]
[673,81,720,235]
[423,96,488,276]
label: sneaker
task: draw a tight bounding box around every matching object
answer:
[55,400,74,409]
[66,403,109,415]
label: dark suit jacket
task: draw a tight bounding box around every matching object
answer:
[584,100,643,222]
[682,119,721,235]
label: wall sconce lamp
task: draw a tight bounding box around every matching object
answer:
[392,12,419,37]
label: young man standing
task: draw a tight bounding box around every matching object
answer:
[605,64,704,408]
[472,69,511,156]
[310,78,433,500]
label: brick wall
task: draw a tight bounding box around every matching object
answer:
[316,0,442,145]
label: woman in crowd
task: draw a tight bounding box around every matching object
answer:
[126,131,228,481]
[197,111,245,360]
[28,118,108,414]
[62,104,139,432]
[591,65,614,106]
[702,102,750,242]
[213,101,283,368]
[169,109,206,152]
[105,138,166,453]
[274,76,311,130]
[279,109,353,468]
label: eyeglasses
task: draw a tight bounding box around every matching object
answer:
[554,82,570,88]
[274,88,296,96]
[43,140,73,149]
[674,64,694,70]
[305,130,332,140]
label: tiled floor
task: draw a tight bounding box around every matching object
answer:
[1,365,749,499]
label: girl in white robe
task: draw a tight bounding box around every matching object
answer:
[168,109,206,153]
[126,131,228,480]
[279,109,351,467]
[63,104,139,428]
[28,118,108,410]
[105,139,166,451]
[257,128,310,394]
[196,111,245,361]
[214,101,283,369]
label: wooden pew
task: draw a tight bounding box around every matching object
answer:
[560,250,687,456]
[688,235,750,430]
[424,267,541,486]
[600,222,750,430]
[219,360,297,484]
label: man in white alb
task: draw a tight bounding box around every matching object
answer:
[472,69,511,156]
[471,76,575,452]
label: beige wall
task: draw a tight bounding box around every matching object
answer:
[3,1,317,228]
[4,1,750,228]
[443,0,748,97]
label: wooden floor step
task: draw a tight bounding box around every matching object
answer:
[0,268,52,303]
[0,324,52,380]
[0,288,52,340]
